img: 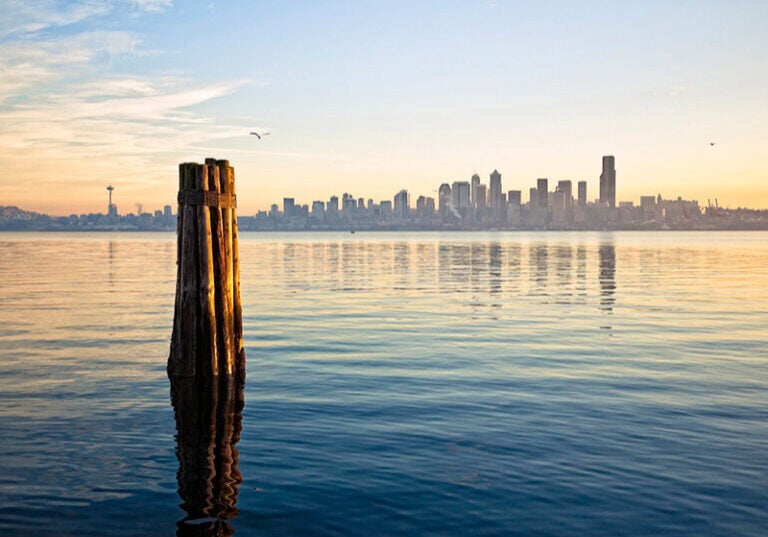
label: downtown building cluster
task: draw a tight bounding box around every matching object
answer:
[4,155,767,231]
[243,155,724,231]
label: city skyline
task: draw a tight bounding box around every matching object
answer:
[5,152,767,231]
[1,2,767,215]
[82,155,756,218]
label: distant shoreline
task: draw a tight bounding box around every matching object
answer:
[3,227,768,233]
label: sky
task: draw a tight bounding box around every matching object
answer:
[1,0,767,216]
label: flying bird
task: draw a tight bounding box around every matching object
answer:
[250,131,270,139]
[710,142,716,146]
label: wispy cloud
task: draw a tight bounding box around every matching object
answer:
[0,30,141,104]
[0,0,112,37]
[130,0,173,13]
[0,0,174,38]
[0,75,246,163]
[0,0,248,212]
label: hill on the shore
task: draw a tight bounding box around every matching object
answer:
[0,206,43,221]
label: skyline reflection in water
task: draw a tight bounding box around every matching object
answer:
[0,231,767,536]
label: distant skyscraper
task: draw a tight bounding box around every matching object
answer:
[394,189,410,219]
[600,156,616,208]
[452,181,471,211]
[283,197,295,217]
[557,180,573,216]
[537,178,548,208]
[425,197,435,217]
[552,191,567,224]
[578,181,587,207]
[312,200,325,217]
[328,195,339,216]
[470,173,480,208]
[380,200,392,218]
[489,170,502,215]
[342,193,356,214]
[640,196,656,210]
[416,195,427,218]
[529,187,539,208]
[508,190,521,207]
[476,184,487,209]
[438,183,452,214]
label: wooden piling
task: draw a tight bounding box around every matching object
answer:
[168,158,245,380]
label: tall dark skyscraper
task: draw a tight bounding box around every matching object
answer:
[537,178,548,208]
[578,181,587,207]
[489,170,502,215]
[600,156,616,208]
[283,197,295,217]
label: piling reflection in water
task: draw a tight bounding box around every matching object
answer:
[170,374,244,536]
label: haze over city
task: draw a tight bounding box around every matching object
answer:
[1,1,767,215]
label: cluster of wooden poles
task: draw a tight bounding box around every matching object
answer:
[168,158,246,531]
[168,158,245,380]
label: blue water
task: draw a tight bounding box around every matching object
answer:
[1,231,767,536]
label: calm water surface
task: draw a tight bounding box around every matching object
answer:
[0,231,767,536]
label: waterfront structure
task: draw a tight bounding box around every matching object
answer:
[600,156,616,208]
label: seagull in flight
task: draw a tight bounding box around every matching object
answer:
[250,131,270,139]
[710,142,716,146]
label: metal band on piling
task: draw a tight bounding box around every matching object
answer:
[177,190,237,209]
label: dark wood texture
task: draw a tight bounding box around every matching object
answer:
[168,159,244,381]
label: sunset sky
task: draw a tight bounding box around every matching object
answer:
[1,0,767,215]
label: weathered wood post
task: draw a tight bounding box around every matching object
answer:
[169,158,246,530]
[168,158,245,380]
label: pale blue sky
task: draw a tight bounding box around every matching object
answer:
[1,0,766,214]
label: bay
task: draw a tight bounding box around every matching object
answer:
[0,231,766,536]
